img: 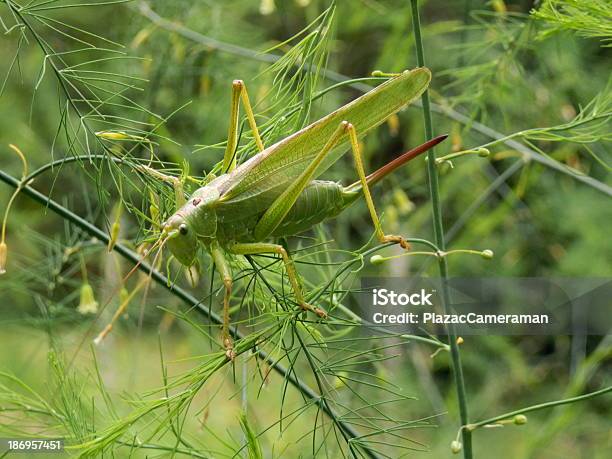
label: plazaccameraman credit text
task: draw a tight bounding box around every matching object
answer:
[370,288,549,325]
[372,311,550,325]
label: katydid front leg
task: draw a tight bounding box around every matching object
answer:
[222,80,265,173]
[136,164,186,208]
[209,240,236,360]
[229,242,327,318]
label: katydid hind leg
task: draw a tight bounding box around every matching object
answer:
[222,80,265,173]
[345,122,413,249]
[229,242,327,318]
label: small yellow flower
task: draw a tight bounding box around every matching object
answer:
[130,26,153,49]
[492,0,507,14]
[78,283,98,314]
[119,287,130,318]
[393,189,415,215]
[334,371,348,389]
[387,113,400,137]
[0,241,7,275]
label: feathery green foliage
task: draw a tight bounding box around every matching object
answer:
[532,0,612,45]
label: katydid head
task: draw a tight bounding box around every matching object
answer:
[161,185,220,267]
[162,214,198,266]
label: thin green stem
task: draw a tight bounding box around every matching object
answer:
[409,1,473,457]
[465,385,612,432]
[435,148,489,165]
[372,248,492,263]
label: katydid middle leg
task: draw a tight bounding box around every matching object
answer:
[209,241,236,360]
[229,242,327,318]
[244,122,351,319]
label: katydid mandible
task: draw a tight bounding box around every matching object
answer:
[159,68,446,359]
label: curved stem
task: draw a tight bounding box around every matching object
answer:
[25,155,123,183]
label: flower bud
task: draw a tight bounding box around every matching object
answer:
[0,241,7,275]
[370,255,385,265]
[334,371,348,389]
[492,0,507,14]
[513,414,527,425]
[78,283,98,314]
[451,440,462,454]
[481,249,494,260]
[120,287,129,303]
[477,147,490,157]
[95,131,130,140]
[107,221,120,252]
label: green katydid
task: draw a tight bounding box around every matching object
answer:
[148,67,445,359]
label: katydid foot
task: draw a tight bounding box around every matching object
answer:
[382,234,411,250]
[300,302,327,318]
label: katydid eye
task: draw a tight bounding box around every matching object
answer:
[179,224,188,235]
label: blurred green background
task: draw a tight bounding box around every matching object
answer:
[0,0,610,458]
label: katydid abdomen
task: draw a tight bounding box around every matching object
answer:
[270,181,345,237]
[187,180,344,243]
